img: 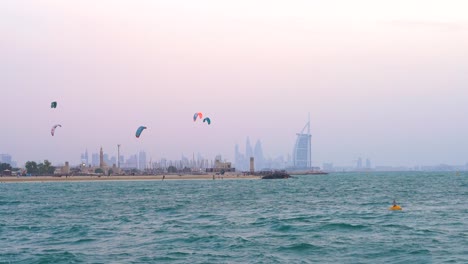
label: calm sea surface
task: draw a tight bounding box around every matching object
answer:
[1,172,467,263]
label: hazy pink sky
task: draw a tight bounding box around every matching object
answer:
[1,0,468,167]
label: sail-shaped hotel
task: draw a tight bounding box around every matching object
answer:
[292,117,312,169]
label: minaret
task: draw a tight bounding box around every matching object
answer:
[100,147,104,168]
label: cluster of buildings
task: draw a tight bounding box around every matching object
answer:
[234,118,315,172]
[80,149,147,170]
[322,160,468,172]
[322,157,372,172]
[149,154,229,173]
[77,148,235,175]
[73,147,146,175]
[234,138,290,171]
[235,138,264,171]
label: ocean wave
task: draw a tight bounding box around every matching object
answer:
[319,222,370,231]
[277,242,322,252]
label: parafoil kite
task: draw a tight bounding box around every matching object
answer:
[203,117,211,125]
[51,101,57,108]
[193,112,203,122]
[136,126,147,138]
[51,124,62,136]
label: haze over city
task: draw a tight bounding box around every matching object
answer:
[1,0,468,167]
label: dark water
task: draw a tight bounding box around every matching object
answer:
[1,172,467,263]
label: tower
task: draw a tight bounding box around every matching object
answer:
[292,115,312,168]
[117,144,121,168]
[245,137,253,170]
[245,138,253,160]
[250,157,255,174]
[99,147,105,168]
[92,153,99,166]
[254,140,264,170]
[138,151,147,170]
[357,157,362,169]
[235,143,239,166]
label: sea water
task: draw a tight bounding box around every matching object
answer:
[1,172,467,263]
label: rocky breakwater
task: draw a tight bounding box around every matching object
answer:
[261,171,291,179]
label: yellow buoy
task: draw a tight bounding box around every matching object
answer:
[389,205,402,210]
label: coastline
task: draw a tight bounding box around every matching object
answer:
[0,174,261,183]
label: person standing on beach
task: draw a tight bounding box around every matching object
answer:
[162,175,165,181]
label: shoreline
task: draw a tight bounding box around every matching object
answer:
[0,174,261,183]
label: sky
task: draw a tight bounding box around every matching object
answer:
[1,0,468,167]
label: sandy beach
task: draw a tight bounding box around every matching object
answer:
[0,174,261,183]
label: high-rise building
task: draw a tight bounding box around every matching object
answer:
[292,117,312,168]
[245,137,253,161]
[235,143,247,171]
[180,154,189,168]
[0,154,16,167]
[138,151,147,170]
[254,140,264,170]
[365,158,371,169]
[357,157,362,169]
[0,154,12,165]
[80,149,89,165]
[235,143,240,167]
[125,155,138,169]
[92,153,99,166]
[197,153,204,168]
[103,154,111,166]
[245,137,255,171]
[110,156,116,166]
[160,158,167,169]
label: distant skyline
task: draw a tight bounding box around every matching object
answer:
[3,141,468,171]
[1,1,468,167]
